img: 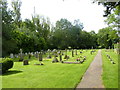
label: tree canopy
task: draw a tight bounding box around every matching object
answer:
[1,0,119,57]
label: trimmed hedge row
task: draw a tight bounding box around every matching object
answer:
[0,58,14,74]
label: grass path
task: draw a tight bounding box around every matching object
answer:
[76,50,104,88]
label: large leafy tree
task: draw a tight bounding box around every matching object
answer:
[97,27,119,48]
[11,0,22,28]
[93,0,120,39]
[1,0,17,56]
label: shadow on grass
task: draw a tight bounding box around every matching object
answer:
[1,70,23,76]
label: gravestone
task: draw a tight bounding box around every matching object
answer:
[75,49,77,55]
[36,51,39,58]
[58,50,61,55]
[10,53,14,58]
[47,49,51,58]
[80,60,84,63]
[23,60,29,65]
[111,61,115,64]
[52,49,59,63]
[14,54,18,58]
[31,52,33,56]
[34,52,36,57]
[28,53,31,59]
[59,51,62,61]
[80,51,82,54]
[52,57,59,63]
[64,49,68,59]
[76,58,80,61]
[53,49,58,57]
[72,50,74,57]
[19,49,24,61]
[60,55,62,62]
[25,53,28,56]
[83,56,86,60]
[39,52,42,61]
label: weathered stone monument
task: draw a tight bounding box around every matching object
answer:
[36,51,39,58]
[19,49,24,61]
[23,60,29,65]
[14,54,18,58]
[28,53,31,59]
[25,53,28,56]
[39,52,42,61]
[76,58,80,61]
[31,52,33,56]
[75,49,77,55]
[59,50,62,62]
[72,50,74,57]
[60,55,62,62]
[52,49,59,63]
[64,49,68,59]
[10,53,14,58]
[47,49,51,58]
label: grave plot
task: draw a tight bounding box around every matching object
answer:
[102,49,118,88]
[1,49,98,88]
[61,49,87,64]
[106,54,116,64]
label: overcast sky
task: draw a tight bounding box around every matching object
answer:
[8,0,108,33]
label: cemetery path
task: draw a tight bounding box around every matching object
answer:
[76,50,105,89]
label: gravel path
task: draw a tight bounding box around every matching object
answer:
[76,50,105,89]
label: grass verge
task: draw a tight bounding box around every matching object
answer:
[102,49,118,88]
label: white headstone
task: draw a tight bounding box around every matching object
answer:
[25,53,28,55]
[10,53,14,58]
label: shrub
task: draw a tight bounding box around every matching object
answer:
[0,58,14,74]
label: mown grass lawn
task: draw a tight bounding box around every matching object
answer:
[1,50,97,88]
[102,49,118,88]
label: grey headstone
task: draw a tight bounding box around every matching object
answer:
[10,53,14,58]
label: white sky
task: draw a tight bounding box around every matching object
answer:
[8,0,108,33]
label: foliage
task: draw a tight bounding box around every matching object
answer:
[0,58,13,74]
[11,0,22,28]
[93,1,120,17]
[97,27,119,48]
[1,0,17,57]
[1,0,119,57]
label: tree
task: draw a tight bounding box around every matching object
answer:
[93,1,120,17]
[11,0,22,28]
[1,0,17,56]
[97,27,119,48]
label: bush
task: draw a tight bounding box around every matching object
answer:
[0,58,14,74]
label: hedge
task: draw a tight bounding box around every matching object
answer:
[0,58,14,74]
